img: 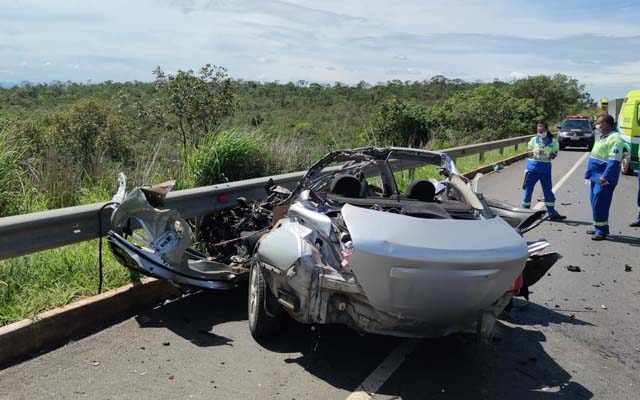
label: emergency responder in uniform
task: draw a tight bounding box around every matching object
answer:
[631,143,640,227]
[522,122,567,221]
[586,114,624,240]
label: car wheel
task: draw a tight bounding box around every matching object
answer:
[621,151,634,175]
[559,144,566,150]
[248,260,282,339]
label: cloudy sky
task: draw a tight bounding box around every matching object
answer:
[1,0,639,99]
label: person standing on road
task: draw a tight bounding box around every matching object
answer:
[521,122,567,221]
[585,114,624,240]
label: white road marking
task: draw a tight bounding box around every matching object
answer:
[346,339,419,400]
[533,152,590,210]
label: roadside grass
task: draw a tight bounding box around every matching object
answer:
[0,239,134,326]
[0,144,526,327]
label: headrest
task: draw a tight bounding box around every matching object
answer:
[329,174,363,198]
[406,179,436,202]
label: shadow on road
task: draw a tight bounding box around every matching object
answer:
[134,290,593,399]
[376,323,593,400]
[606,234,640,247]
[134,287,248,347]
[560,219,592,227]
[500,301,594,327]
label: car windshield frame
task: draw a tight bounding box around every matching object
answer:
[289,147,445,200]
[561,119,591,131]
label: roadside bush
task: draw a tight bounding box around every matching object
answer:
[46,98,132,173]
[364,97,431,147]
[184,131,268,187]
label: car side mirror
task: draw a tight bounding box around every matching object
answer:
[556,125,561,130]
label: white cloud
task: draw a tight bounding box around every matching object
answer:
[0,0,638,99]
[577,61,640,86]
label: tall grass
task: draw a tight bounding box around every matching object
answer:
[0,240,133,326]
[0,128,47,217]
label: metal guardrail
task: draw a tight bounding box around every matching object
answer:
[0,135,533,260]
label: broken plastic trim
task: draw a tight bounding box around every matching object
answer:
[107,186,241,289]
[107,232,233,289]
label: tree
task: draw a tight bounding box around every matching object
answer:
[366,97,431,147]
[144,64,238,151]
[427,85,544,145]
[511,74,593,123]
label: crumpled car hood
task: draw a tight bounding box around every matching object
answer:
[340,204,529,320]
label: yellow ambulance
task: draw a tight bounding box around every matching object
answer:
[618,90,640,175]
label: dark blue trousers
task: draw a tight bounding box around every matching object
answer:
[522,170,558,215]
[590,181,615,236]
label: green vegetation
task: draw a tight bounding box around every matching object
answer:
[182,131,269,187]
[393,146,525,192]
[0,240,132,326]
[0,67,595,325]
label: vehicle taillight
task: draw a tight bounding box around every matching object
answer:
[512,274,523,292]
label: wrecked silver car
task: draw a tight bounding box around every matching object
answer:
[107,147,558,339]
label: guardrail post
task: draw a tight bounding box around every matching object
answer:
[514,143,519,152]
[479,152,484,163]
[499,147,504,156]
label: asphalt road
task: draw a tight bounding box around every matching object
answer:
[2,148,640,400]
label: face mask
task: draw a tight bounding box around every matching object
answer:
[537,131,546,138]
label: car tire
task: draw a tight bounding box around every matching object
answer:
[621,151,634,175]
[559,143,566,150]
[248,260,282,339]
